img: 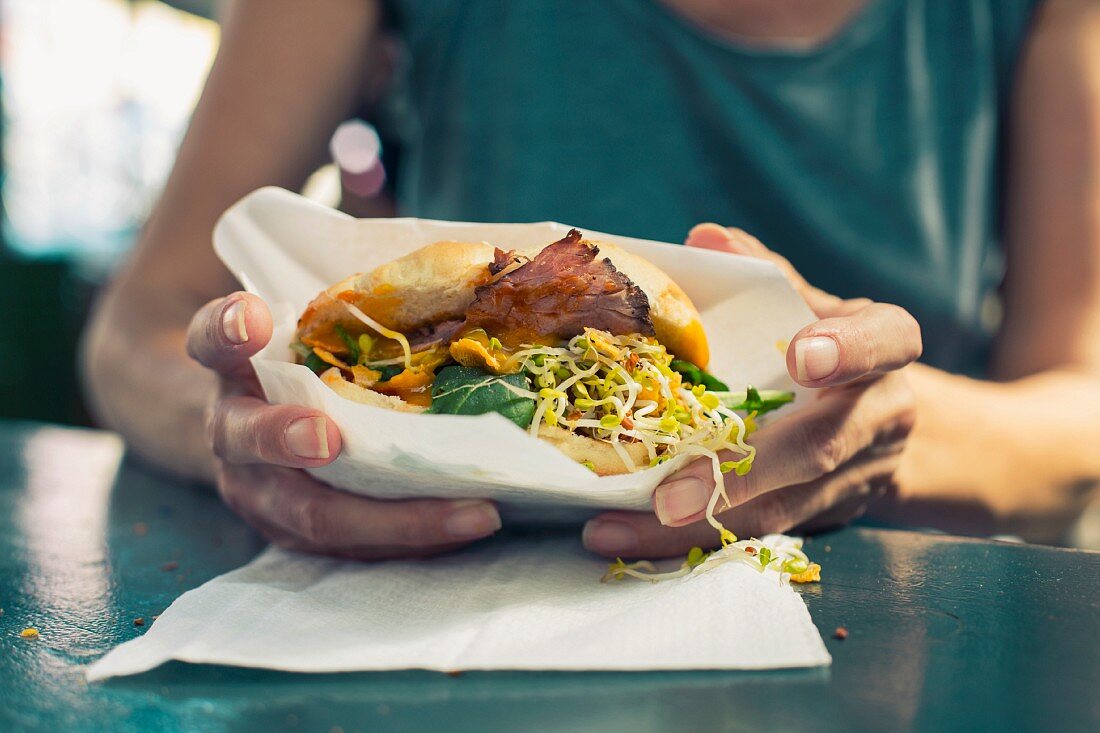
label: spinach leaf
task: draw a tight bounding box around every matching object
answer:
[304,352,328,374]
[374,364,404,382]
[700,372,729,391]
[425,365,536,428]
[669,359,729,391]
[333,324,360,364]
[714,386,795,416]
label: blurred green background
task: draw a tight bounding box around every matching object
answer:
[0,0,220,424]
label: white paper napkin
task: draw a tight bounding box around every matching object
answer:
[87,536,830,680]
[212,188,817,515]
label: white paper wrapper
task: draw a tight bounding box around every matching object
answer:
[214,187,815,515]
[86,536,830,680]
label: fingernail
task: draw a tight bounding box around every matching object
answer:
[222,300,249,345]
[285,417,330,459]
[794,336,839,382]
[445,501,502,540]
[582,520,638,554]
[654,478,710,525]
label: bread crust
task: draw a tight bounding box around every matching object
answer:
[319,369,427,413]
[297,240,495,350]
[536,424,649,475]
[348,240,497,331]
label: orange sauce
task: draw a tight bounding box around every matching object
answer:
[300,331,349,355]
[677,319,710,369]
[373,367,435,407]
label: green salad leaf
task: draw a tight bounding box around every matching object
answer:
[333,324,360,364]
[374,364,404,382]
[669,359,729,391]
[303,352,328,374]
[714,386,795,416]
[425,365,536,428]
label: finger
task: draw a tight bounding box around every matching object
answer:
[585,485,817,559]
[650,374,915,525]
[685,224,844,317]
[186,293,274,377]
[584,449,902,559]
[799,477,894,534]
[210,395,342,467]
[217,464,501,558]
[740,447,901,537]
[787,302,922,387]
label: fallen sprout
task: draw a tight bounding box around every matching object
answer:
[602,534,821,586]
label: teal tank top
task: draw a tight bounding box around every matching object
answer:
[381,0,1042,376]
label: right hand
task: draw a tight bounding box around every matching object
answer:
[186,292,502,559]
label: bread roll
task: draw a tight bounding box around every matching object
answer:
[298,240,495,351]
[536,425,649,475]
[319,369,427,413]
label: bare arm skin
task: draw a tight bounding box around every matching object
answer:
[882,0,1100,541]
[82,0,504,557]
[82,0,381,479]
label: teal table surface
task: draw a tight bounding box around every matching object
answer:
[1,421,1097,733]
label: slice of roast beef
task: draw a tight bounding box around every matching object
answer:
[488,248,527,277]
[463,229,654,345]
[407,318,464,352]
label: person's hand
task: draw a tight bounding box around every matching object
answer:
[582,224,922,559]
[186,292,502,559]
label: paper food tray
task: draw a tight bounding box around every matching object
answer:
[213,187,815,518]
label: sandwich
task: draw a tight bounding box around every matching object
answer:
[293,229,791,487]
[293,229,817,579]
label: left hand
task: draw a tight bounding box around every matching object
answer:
[582,224,923,559]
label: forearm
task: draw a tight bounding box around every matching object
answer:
[79,0,383,479]
[875,364,1100,541]
[81,277,218,482]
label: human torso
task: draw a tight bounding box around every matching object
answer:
[380,0,1041,375]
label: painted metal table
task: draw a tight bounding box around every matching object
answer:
[0,421,1097,733]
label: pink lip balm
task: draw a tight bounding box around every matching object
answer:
[330,120,386,198]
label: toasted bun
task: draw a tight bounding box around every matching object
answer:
[319,369,427,413]
[297,241,496,350]
[345,240,497,331]
[536,425,649,475]
[301,234,709,366]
